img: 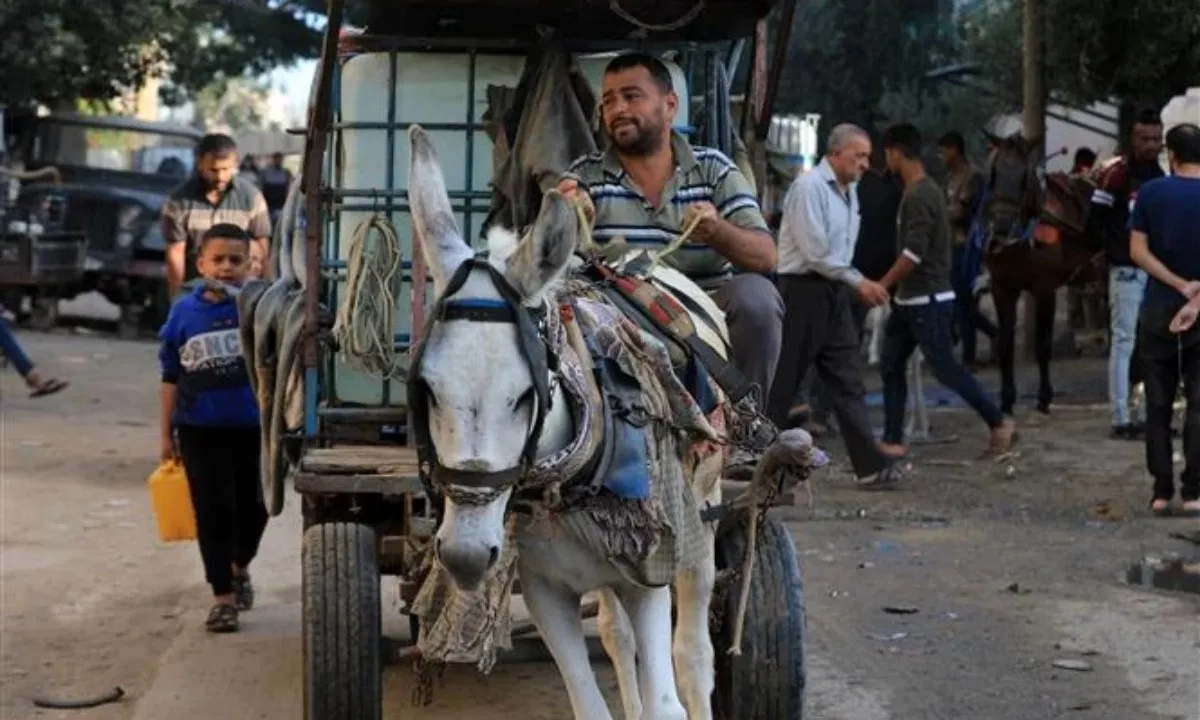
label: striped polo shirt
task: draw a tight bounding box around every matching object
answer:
[161,174,271,281]
[562,132,770,289]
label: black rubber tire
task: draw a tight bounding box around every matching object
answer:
[28,297,57,332]
[711,511,807,720]
[302,522,382,720]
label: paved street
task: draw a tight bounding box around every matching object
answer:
[1,320,1197,719]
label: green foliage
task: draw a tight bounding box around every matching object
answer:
[192,76,274,131]
[775,0,959,140]
[0,0,322,110]
[964,0,1200,107]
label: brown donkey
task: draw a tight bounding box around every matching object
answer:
[978,131,1105,415]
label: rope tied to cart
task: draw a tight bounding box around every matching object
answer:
[332,212,408,379]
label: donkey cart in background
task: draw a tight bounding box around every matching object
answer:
[277,1,811,718]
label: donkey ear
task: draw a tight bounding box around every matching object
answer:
[504,190,577,305]
[408,125,472,296]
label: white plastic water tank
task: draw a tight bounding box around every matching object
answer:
[766,113,820,178]
[331,50,690,405]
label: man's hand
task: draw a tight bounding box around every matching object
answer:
[682,201,720,242]
[1180,280,1200,299]
[857,279,890,307]
[556,179,594,222]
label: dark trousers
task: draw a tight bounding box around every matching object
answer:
[0,320,35,377]
[951,245,997,363]
[1138,302,1200,502]
[880,299,1005,444]
[767,275,889,478]
[808,302,869,424]
[177,425,269,595]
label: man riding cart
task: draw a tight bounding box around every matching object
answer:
[557,52,784,471]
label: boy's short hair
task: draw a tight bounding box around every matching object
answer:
[200,223,251,249]
[881,123,923,160]
[938,131,966,154]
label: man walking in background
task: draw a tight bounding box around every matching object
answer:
[801,163,902,434]
[1129,123,1200,516]
[1090,108,1164,440]
[876,123,1016,458]
[937,130,996,368]
[162,134,272,297]
[768,123,902,489]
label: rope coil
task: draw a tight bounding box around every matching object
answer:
[332,213,407,379]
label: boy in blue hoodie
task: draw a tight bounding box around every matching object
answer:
[159,223,266,633]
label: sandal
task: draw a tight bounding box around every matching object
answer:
[1180,499,1200,518]
[205,603,239,633]
[28,378,68,398]
[1150,498,1172,517]
[232,575,255,611]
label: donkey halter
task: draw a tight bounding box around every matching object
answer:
[407,255,555,504]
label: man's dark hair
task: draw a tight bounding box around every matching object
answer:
[937,131,965,155]
[881,123,923,160]
[1166,123,1200,164]
[1133,107,1163,128]
[200,222,251,248]
[196,133,238,159]
[603,52,673,93]
[1073,147,1097,167]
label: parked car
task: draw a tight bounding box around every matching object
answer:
[3,111,201,335]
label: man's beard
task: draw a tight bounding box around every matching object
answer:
[607,117,666,157]
[199,174,224,192]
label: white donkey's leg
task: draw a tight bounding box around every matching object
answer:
[614,584,686,720]
[597,587,643,719]
[522,569,613,719]
[672,558,716,719]
[674,452,721,719]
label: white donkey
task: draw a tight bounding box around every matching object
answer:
[405,124,736,720]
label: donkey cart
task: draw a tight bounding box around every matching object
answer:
[268,1,812,717]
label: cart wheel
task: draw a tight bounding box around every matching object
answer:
[28,297,58,332]
[710,510,806,720]
[303,522,382,720]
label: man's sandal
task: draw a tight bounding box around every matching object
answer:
[205,603,239,633]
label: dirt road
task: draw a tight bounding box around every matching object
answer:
[2,326,1198,719]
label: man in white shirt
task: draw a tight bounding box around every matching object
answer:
[766,124,900,488]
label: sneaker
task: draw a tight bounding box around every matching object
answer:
[855,463,904,490]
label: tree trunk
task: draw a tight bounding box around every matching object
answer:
[1021,0,1046,361]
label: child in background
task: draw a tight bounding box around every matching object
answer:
[159,222,268,633]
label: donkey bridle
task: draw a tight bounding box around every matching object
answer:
[407,255,555,498]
